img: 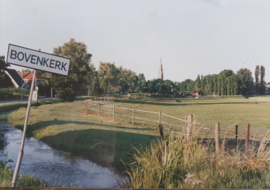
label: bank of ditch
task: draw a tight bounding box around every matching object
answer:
[6,101,157,172]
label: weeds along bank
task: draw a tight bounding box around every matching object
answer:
[0,160,46,187]
[126,132,270,189]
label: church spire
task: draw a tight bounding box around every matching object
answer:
[158,59,163,80]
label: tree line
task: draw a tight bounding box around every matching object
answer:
[46,39,147,101]
[0,39,268,101]
[176,66,266,96]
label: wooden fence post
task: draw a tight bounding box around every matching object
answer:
[158,124,164,142]
[98,104,100,116]
[235,125,238,147]
[132,108,135,125]
[159,111,161,124]
[113,105,115,119]
[245,123,250,154]
[215,123,220,153]
[188,115,193,137]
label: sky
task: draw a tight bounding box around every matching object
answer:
[1,0,270,82]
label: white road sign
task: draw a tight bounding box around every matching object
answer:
[6,44,70,76]
[32,91,37,101]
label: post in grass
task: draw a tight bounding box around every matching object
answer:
[245,123,250,154]
[132,108,135,125]
[159,111,161,125]
[188,115,193,140]
[215,123,220,153]
[235,125,238,147]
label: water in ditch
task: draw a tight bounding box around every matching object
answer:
[0,112,121,188]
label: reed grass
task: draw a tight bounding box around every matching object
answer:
[0,160,46,187]
[124,126,270,189]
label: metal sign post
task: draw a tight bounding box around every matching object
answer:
[11,69,36,187]
[6,45,70,187]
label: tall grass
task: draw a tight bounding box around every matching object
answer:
[0,160,46,187]
[125,127,270,189]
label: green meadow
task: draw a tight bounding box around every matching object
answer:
[5,96,270,188]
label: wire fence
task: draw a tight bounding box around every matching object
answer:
[84,99,270,147]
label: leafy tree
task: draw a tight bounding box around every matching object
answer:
[163,80,175,94]
[226,77,232,95]
[237,68,253,95]
[195,74,201,91]
[80,63,99,96]
[118,67,136,93]
[212,75,218,95]
[51,39,92,101]
[231,75,239,95]
[260,66,265,94]
[200,75,205,94]
[0,56,13,88]
[136,73,146,92]
[0,56,10,72]
[218,70,234,95]
[37,70,51,78]
[98,62,120,93]
[179,79,194,94]
[255,65,260,93]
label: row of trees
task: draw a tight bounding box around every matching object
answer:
[0,39,268,101]
[49,39,147,101]
[176,66,266,96]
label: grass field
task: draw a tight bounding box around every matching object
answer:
[6,96,270,175]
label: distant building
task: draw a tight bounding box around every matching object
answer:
[19,71,50,88]
[265,84,270,95]
[191,91,199,97]
[4,69,29,89]
[158,59,163,80]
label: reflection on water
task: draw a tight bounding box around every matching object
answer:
[0,112,120,188]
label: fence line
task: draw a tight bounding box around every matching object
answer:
[115,106,133,111]
[193,122,216,126]
[135,109,159,114]
[134,116,158,123]
[88,108,99,112]
[85,100,270,152]
[161,121,185,129]
[161,113,187,122]
[99,110,113,115]
[114,113,132,118]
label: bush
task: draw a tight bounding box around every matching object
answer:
[38,83,55,97]
[0,92,13,100]
[0,88,30,95]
